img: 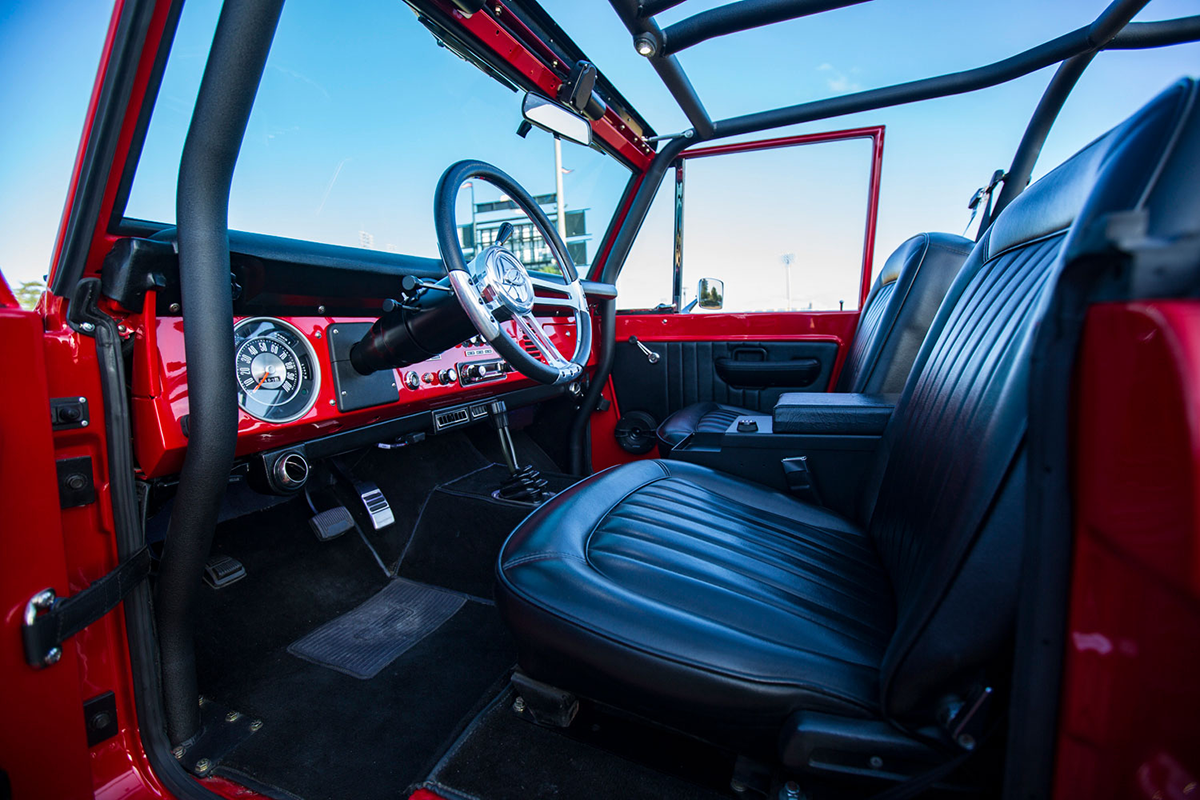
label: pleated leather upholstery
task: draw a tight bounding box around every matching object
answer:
[498,80,1200,755]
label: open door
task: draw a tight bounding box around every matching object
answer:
[596,126,883,468]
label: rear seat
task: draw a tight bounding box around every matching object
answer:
[656,232,972,455]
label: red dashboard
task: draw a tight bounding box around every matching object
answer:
[131,311,590,478]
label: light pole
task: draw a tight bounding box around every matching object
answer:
[781,253,795,311]
[554,137,567,241]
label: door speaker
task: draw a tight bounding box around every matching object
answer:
[613,411,658,454]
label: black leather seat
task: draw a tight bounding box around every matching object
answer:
[497,81,1199,765]
[656,232,972,454]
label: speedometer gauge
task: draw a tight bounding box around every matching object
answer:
[233,317,320,423]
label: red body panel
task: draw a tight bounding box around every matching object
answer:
[132,310,588,478]
[0,302,96,800]
[1054,301,1200,798]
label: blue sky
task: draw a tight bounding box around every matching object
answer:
[1,0,1197,296]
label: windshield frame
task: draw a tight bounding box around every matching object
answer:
[103,0,656,277]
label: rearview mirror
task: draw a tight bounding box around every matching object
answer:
[698,278,724,310]
[522,93,592,146]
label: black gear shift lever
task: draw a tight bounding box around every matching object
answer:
[488,400,550,503]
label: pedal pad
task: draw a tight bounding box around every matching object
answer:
[309,506,355,541]
[356,482,395,530]
[203,555,247,589]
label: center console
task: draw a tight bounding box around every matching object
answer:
[665,393,897,519]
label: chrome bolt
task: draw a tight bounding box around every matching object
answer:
[81,420,88,427]
[78,397,86,403]
[194,758,211,774]
[44,647,62,666]
[225,710,241,722]
[317,305,326,314]
[869,755,884,769]
[198,696,209,707]
[328,399,335,406]
[117,324,128,334]
[169,303,181,313]
[332,328,339,335]
[172,746,185,760]
[249,719,263,732]
[314,331,322,339]
[80,322,95,333]
[957,733,976,750]
[781,781,802,800]
[512,697,526,713]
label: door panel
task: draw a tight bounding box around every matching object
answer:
[613,339,838,426]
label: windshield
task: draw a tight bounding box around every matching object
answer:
[121,0,631,275]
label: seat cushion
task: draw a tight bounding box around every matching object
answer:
[495,459,895,751]
[655,401,747,453]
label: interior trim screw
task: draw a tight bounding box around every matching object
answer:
[782,780,802,800]
[957,733,976,750]
[80,322,96,333]
[172,746,184,760]
[869,755,884,769]
[194,758,211,774]
[44,647,62,666]
[169,303,180,313]
[249,719,263,732]
[225,710,241,722]
[513,697,526,713]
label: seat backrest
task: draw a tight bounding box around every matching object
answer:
[835,232,972,394]
[862,79,1200,722]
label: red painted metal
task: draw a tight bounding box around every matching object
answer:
[443,1,654,171]
[1054,301,1200,798]
[133,311,591,478]
[0,272,18,308]
[681,126,885,311]
[0,304,96,800]
[408,789,449,800]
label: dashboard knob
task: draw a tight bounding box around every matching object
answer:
[439,368,458,385]
[404,371,420,390]
[422,372,434,384]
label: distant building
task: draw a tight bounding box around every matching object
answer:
[458,193,589,275]
[358,230,374,249]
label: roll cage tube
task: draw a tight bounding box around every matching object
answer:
[155,0,285,747]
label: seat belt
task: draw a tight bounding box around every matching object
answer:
[965,169,1007,240]
[22,546,153,669]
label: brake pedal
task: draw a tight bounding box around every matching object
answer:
[203,555,247,589]
[356,482,395,530]
[309,506,355,541]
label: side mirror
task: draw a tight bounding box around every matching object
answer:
[522,93,592,146]
[697,278,724,310]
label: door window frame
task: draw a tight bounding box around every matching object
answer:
[625,125,885,314]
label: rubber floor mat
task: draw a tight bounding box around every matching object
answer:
[288,578,466,679]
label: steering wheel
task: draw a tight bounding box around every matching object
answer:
[434,160,591,386]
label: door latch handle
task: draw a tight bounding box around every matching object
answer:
[628,335,660,365]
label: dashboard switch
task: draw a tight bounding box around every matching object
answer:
[439,368,458,385]
[404,371,420,390]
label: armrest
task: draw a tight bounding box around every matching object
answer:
[773,393,896,435]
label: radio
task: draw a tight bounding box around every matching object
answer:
[457,359,511,385]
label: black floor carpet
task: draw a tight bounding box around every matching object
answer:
[195,493,516,800]
[397,465,578,599]
[424,690,736,800]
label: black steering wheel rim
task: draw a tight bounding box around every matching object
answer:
[434,159,591,386]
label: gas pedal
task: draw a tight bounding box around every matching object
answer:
[356,482,395,530]
[309,506,355,541]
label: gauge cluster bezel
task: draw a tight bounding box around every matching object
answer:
[233,316,321,424]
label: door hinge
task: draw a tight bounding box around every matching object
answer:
[22,547,152,669]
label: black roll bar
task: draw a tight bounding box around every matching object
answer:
[156,0,285,746]
[707,0,1193,140]
[657,0,871,57]
[639,0,689,17]
[608,0,715,138]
